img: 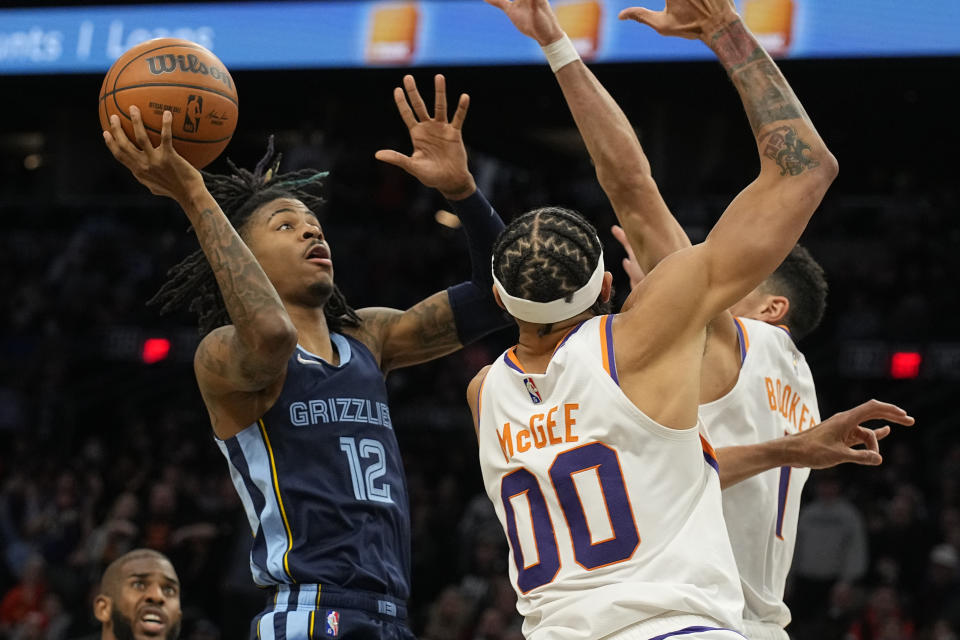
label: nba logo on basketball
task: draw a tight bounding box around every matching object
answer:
[523,378,542,404]
[184,95,203,133]
[325,610,340,637]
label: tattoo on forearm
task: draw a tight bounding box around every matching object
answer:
[732,57,805,135]
[710,19,762,71]
[195,208,286,330]
[407,296,459,352]
[760,125,819,176]
[352,295,460,372]
[709,19,807,136]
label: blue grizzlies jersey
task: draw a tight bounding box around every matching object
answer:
[216,333,411,600]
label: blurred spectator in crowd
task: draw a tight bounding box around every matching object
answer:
[847,585,915,640]
[422,586,469,640]
[0,555,47,635]
[916,544,960,630]
[83,493,139,573]
[792,473,870,624]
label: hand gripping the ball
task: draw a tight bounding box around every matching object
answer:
[103,106,206,206]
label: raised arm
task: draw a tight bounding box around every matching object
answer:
[486,0,689,274]
[361,74,509,373]
[103,109,297,428]
[620,0,838,324]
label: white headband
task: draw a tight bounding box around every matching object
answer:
[492,251,605,324]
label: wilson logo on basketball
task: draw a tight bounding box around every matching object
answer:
[145,54,233,90]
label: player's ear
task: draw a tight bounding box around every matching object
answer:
[492,285,506,310]
[93,594,112,623]
[600,271,614,303]
[758,295,790,323]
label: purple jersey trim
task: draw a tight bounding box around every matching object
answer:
[648,625,747,640]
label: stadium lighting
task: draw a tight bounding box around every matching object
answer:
[142,338,171,364]
[890,351,922,379]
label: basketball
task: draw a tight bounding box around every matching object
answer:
[98,38,239,169]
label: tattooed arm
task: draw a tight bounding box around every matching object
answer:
[348,296,462,374]
[579,0,839,432]
[619,0,838,325]
[103,108,296,436]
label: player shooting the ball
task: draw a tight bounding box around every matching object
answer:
[102,74,509,640]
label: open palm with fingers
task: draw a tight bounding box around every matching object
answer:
[375,74,476,201]
[484,0,564,46]
[619,0,738,40]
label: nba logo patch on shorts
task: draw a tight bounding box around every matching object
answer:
[325,610,340,637]
[523,377,542,404]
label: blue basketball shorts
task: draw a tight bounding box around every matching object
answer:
[250,584,416,640]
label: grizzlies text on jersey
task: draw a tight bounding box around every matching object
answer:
[216,333,411,601]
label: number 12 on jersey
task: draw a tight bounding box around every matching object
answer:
[501,442,640,593]
[340,436,393,504]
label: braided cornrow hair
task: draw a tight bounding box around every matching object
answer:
[148,137,361,336]
[492,206,610,329]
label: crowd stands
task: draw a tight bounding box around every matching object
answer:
[0,59,956,639]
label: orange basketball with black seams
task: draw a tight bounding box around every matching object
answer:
[99,37,239,169]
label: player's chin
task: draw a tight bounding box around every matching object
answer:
[134,623,167,639]
[135,620,181,640]
[314,269,334,289]
[307,278,335,303]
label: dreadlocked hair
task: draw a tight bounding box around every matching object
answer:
[492,206,610,329]
[148,136,361,337]
[763,244,828,340]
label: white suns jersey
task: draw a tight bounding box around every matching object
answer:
[699,317,820,632]
[476,315,745,640]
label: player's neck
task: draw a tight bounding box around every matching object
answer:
[514,314,590,372]
[285,304,338,364]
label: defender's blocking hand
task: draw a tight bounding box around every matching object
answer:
[375,74,476,201]
[485,0,565,46]
[611,225,646,290]
[619,0,738,41]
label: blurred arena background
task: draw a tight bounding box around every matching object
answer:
[0,1,958,638]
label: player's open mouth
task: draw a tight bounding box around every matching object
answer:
[140,610,167,634]
[305,244,332,267]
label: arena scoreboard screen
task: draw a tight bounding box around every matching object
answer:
[1,0,958,74]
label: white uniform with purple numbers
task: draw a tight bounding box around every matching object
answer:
[699,317,820,640]
[476,315,745,640]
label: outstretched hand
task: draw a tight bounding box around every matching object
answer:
[375,74,476,201]
[485,0,565,46]
[791,399,915,469]
[611,225,646,290]
[619,0,738,41]
[102,106,204,205]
